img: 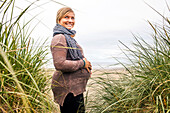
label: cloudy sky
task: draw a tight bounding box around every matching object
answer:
[14,0,169,68]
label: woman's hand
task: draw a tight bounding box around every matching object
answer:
[83,58,92,73]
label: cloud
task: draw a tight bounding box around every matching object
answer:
[14,0,169,68]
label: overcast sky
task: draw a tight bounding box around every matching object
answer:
[17,0,168,35]
[14,0,169,68]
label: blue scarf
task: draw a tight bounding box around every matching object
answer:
[53,24,83,60]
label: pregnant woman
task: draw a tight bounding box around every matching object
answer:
[51,7,92,113]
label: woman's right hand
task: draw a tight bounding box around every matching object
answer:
[83,58,92,73]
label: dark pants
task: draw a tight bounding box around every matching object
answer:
[60,93,85,113]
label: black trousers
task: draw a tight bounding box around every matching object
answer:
[60,93,85,113]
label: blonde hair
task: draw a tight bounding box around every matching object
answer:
[56,7,74,23]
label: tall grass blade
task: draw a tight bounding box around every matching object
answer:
[0,46,31,113]
[88,1,170,112]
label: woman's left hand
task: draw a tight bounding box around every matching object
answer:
[83,58,92,73]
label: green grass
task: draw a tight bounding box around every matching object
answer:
[1,0,169,113]
[0,0,58,112]
[87,2,170,113]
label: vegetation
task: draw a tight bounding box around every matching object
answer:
[0,0,57,112]
[1,0,169,113]
[87,2,170,113]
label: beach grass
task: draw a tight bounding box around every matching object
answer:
[0,0,58,112]
[86,2,170,113]
[1,0,169,113]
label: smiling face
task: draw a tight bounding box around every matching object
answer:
[58,12,75,30]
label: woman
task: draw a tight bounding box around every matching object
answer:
[51,7,92,113]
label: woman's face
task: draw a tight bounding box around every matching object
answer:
[59,12,75,30]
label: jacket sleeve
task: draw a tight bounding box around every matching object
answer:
[51,34,84,72]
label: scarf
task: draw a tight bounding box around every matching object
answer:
[53,24,83,60]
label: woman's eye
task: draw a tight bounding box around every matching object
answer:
[71,17,75,20]
[65,16,69,18]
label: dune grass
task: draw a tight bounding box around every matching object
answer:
[1,0,169,113]
[0,0,58,112]
[87,2,170,113]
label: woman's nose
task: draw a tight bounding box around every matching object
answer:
[68,18,73,22]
